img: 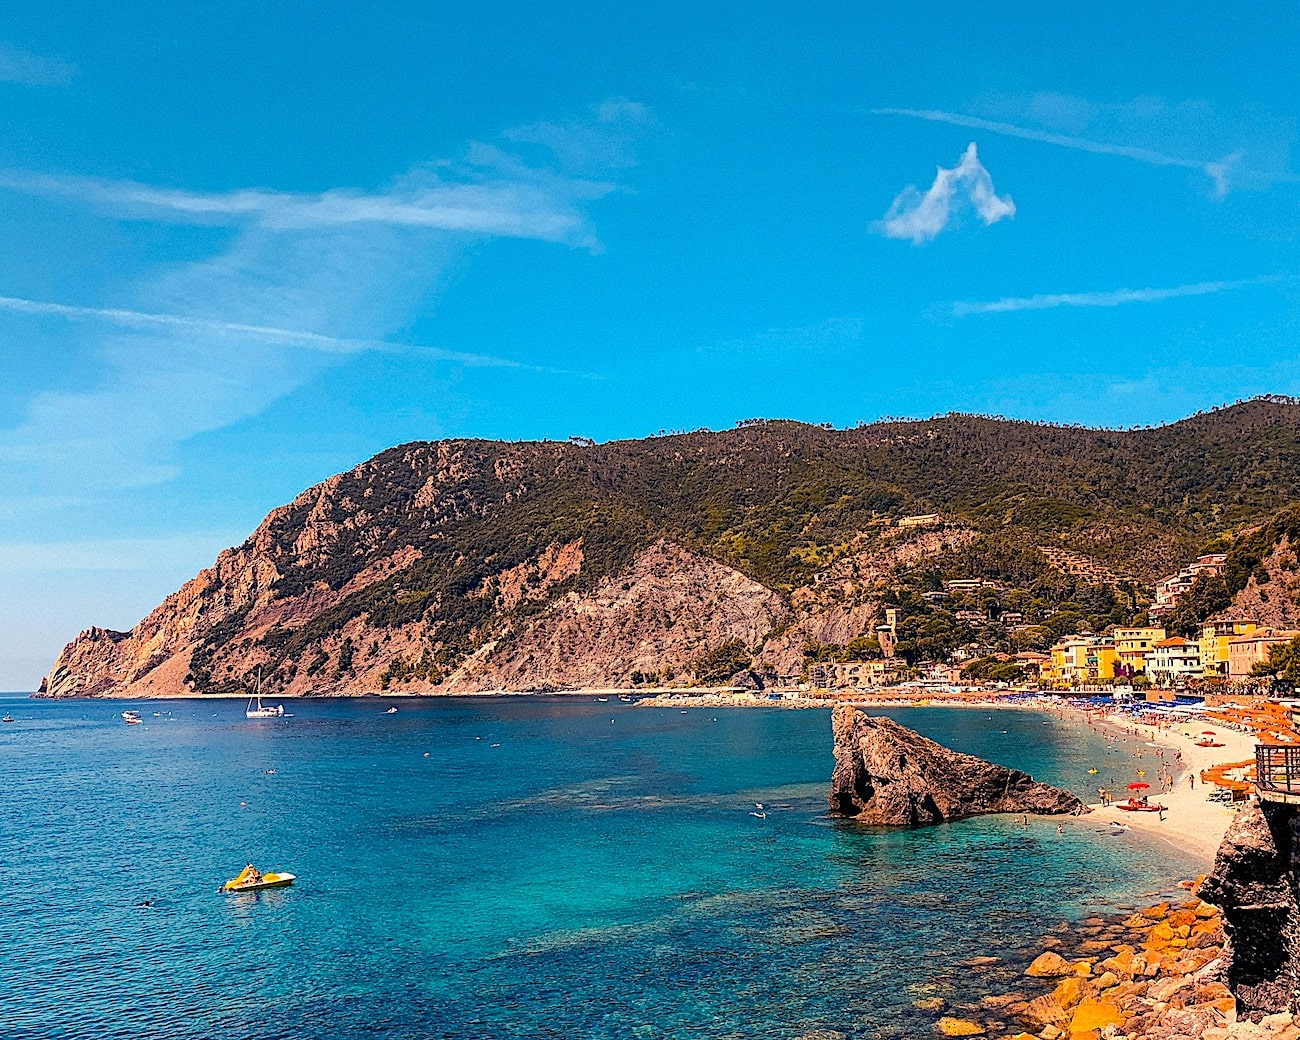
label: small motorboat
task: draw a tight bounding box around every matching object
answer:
[221,864,296,892]
[385,707,398,714]
[2,714,13,723]
[122,710,142,725]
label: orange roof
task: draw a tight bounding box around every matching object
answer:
[1153,637,1191,648]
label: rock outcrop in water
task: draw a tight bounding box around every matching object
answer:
[827,704,1087,824]
[1199,801,1300,1016]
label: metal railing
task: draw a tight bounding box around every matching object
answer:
[1256,744,1300,793]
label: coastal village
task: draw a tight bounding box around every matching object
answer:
[802,551,1300,695]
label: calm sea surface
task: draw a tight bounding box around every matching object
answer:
[0,694,1196,1039]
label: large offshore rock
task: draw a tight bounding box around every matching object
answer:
[827,705,1087,825]
[1199,801,1300,1015]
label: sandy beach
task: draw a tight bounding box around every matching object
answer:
[1072,709,1257,865]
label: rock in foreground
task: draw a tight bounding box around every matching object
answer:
[828,705,1087,825]
[1198,801,1300,1016]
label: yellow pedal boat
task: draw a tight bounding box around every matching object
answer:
[222,864,296,892]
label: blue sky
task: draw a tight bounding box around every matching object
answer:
[1,3,1298,688]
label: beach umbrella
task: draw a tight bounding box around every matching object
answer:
[1202,730,1216,735]
[1127,782,1150,790]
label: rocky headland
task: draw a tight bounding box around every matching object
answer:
[36,399,1300,699]
[827,704,1086,825]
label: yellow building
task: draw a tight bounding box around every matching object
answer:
[1113,627,1166,677]
[1047,637,1090,684]
[1199,618,1259,678]
[1047,638,1116,684]
[1084,642,1118,683]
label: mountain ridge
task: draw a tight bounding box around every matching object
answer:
[40,396,1300,698]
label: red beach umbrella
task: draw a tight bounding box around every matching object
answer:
[1201,730,1216,735]
[1126,782,1150,791]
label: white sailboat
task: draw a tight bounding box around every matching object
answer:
[245,669,287,719]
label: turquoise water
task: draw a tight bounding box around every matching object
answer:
[0,695,1195,1039]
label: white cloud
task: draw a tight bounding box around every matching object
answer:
[873,142,1015,244]
[0,162,613,246]
[0,135,615,502]
[0,42,75,86]
[504,96,653,173]
[953,277,1274,316]
[0,224,453,493]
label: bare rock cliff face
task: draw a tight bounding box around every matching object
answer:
[41,514,289,698]
[1199,801,1300,1015]
[451,540,785,691]
[827,705,1088,825]
[1232,537,1300,631]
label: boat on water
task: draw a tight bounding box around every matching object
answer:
[2,714,14,723]
[245,669,287,719]
[246,697,285,719]
[385,707,398,714]
[221,863,296,892]
[122,710,142,725]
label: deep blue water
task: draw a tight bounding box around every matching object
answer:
[0,695,1195,1039]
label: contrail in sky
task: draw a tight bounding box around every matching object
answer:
[0,294,534,369]
[953,277,1277,316]
[872,107,1240,194]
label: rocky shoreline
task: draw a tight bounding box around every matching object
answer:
[906,886,1289,1040]
[818,704,1300,1037]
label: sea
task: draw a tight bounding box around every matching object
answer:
[0,693,1197,1040]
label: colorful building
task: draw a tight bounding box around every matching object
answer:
[1144,637,1202,684]
[1150,554,1228,619]
[808,659,903,688]
[1046,637,1117,684]
[1113,626,1166,677]
[1046,637,1090,683]
[1084,642,1118,683]
[1199,618,1259,678]
[1228,629,1300,679]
